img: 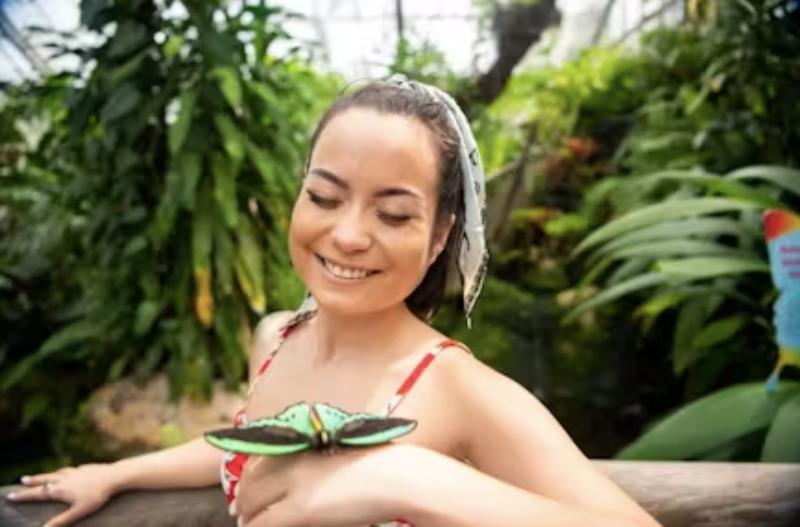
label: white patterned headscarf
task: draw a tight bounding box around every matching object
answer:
[291,75,489,327]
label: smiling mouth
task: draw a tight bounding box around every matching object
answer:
[315,254,381,280]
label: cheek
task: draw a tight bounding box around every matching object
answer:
[288,200,318,268]
[382,225,435,279]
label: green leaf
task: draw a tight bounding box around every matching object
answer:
[21,394,49,428]
[573,198,760,257]
[761,393,800,462]
[107,21,148,58]
[727,165,800,199]
[123,235,148,256]
[192,187,215,327]
[163,34,184,58]
[617,382,800,460]
[691,314,748,349]
[188,336,213,400]
[606,258,650,286]
[543,213,588,238]
[100,83,141,122]
[578,255,616,286]
[245,139,277,189]
[656,256,770,280]
[214,113,245,164]
[209,66,243,113]
[192,187,214,274]
[211,153,238,228]
[213,300,245,384]
[109,49,148,85]
[135,343,164,378]
[672,296,720,373]
[152,152,200,243]
[213,225,235,295]
[634,290,692,320]
[589,218,756,263]
[177,152,203,210]
[1,320,102,389]
[563,273,667,323]
[636,170,784,208]
[133,300,161,336]
[601,239,752,262]
[248,81,285,121]
[107,350,133,382]
[235,219,267,314]
[169,90,198,155]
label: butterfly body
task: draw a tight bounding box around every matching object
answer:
[308,404,333,450]
[205,401,417,456]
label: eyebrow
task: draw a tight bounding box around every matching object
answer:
[308,168,423,200]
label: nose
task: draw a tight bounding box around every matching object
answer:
[331,206,372,254]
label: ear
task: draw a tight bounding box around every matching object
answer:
[429,213,456,266]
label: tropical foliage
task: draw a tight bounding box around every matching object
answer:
[559,1,800,460]
[0,0,339,476]
[455,0,800,460]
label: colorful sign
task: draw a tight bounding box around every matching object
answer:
[764,209,800,392]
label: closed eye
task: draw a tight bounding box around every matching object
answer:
[307,190,339,209]
[308,189,413,225]
[377,211,413,225]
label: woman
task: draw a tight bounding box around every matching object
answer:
[7,79,660,527]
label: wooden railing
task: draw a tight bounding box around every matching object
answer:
[2,461,799,526]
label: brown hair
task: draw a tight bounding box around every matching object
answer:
[305,81,465,321]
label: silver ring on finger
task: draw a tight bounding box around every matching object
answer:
[42,481,53,497]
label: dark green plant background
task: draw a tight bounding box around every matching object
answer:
[2,0,799,483]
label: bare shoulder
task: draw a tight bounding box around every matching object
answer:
[430,343,576,456]
[416,340,524,430]
[431,343,658,525]
[248,310,295,383]
[430,341,524,405]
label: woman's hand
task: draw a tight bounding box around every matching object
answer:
[6,463,119,527]
[236,444,426,527]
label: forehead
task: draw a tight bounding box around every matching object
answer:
[308,108,440,194]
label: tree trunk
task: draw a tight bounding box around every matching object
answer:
[461,0,560,112]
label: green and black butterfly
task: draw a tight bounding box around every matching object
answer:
[204,401,417,456]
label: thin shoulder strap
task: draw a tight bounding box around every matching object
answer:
[384,339,471,416]
[246,310,316,397]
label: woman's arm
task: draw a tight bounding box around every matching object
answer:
[110,310,294,492]
[108,311,294,492]
[392,445,652,527]
[8,311,295,527]
[106,436,223,492]
[407,353,660,527]
[234,440,654,527]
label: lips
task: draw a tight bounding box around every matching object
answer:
[315,254,380,280]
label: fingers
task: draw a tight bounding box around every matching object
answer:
[46,503,94,527]
[5,484,57,502]
[237,458,286,522]
[19,472,63,486]
[237,486,286,523]
[243,499,297,527]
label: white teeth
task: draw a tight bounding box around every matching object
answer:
[321,257,372,279]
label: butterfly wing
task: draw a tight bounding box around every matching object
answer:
[204,401,315,456]
[265,401,317,437]
[204,424,311,456]
[334,415,417,447]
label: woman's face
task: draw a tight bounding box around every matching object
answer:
[289,107,452,317]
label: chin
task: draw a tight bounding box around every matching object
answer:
[305,286,398,317]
